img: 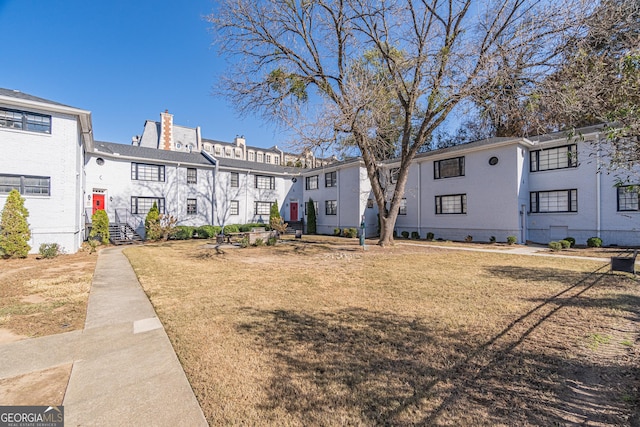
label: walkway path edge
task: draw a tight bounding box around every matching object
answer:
[63,246,208,426]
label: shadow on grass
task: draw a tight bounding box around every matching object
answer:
[236,263,639,425]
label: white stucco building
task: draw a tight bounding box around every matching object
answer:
[85,141,217,238]
[0,89,93,253]
[300,126,639,246]
[2,88,638,252]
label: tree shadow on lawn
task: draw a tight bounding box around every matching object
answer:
[236,264,639,425]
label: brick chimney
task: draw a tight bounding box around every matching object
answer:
[159,110,173,150]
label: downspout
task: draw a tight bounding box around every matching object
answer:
[337,168,340,229]
[176,163,180,221]
[212,162,217,226]
[417,162,422,235]
[596,137,602,238]
[245,170,250,223]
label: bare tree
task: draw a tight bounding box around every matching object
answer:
[536,0,640,174]
[208,0,586,245]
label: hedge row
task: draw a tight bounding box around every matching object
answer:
[173,223,271,240]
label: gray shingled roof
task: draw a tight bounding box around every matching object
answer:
[0,88,76,108]
[526,124,607,143]
[93,141,216,167]
[216,157,301,175]
[412,136,518,161]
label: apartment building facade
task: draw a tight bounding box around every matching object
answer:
[2,88,637,252]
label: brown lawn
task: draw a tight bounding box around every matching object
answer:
[125,237,640,426]
[0,248,97,405]
[0,250,96,341]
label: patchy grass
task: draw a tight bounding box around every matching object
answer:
[125,238,640,426]
[0,251,96,340]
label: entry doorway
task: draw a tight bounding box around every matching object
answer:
[290,202,298,221]
[92,193,105,215]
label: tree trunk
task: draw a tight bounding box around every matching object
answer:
[378,212,397,246]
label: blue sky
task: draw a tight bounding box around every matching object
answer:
[0,0,286,148]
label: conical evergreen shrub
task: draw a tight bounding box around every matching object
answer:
[0,189,31,258]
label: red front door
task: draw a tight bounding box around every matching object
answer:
[290,202,298,221]
[92,194,105,215]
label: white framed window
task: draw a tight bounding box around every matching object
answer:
[254,201,274,215]
[325,171,337,187]
[131,197,165,214]
[0,174,50,196]
[530,144,577,172]
[530,189,577,213]
[325,200,337,215]
[255,175,275,190]
[187,168,197,184]
[230,172,239,188]
[305,175,319,190]
[434,157,465,179]
[230,200,239,215]
[131,163,165,182]
[399,198,407,215]
[435,194,467,214]
[0,108,51,134]
[305,200,319,215]
[187,198,197,215]
[617,185,639,211]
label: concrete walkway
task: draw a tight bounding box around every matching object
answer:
[398,241,614,263]
[0,246,208,426]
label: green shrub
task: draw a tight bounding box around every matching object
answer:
[223,224,240,234]
[334,228,342,236]
[90,209,110,245]
[548,241,562,251]
[269,201,281,224]
[587,237,603,248]
[267,236,277,246]
[144,202,161,240]
[151,214,178,241]
[195,225,219,239]
[507,235,517,245]
[39,243,62,259]
[564,237,576,248]
[559,239,571,249]
[254,238,265,246]
[465,235,473,243]
[239,236,249,248]
[401,231,409,238]
[411,231,420,239]
[489,236,496,243]
[307,199,317,234]
[426,232,435,241]
[345,228,358,238]
[239,223,269,232]
[173,226,194,240]
[0,189,31,258]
